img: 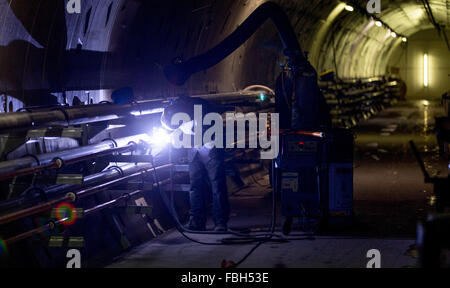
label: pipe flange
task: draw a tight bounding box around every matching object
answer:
[65,192,77,203]
[53,157,64,169]
[48,221,55,230]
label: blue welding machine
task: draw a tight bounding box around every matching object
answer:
[276,129,353,234]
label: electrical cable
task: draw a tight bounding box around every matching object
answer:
[149,151,314,267]
[250,174,266,187]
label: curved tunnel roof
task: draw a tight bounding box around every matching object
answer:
[0,0,447,101]
[379,0,448,36]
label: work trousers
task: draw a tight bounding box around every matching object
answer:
[188,146,229,226]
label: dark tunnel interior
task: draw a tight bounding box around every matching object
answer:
[0,0,449,269]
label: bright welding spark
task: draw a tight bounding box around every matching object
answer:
[150,127,172,147]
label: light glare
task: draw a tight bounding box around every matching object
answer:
[150,127,171,147]
[424,53,429,87]
[344,5,354,12]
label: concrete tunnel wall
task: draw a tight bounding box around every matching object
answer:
[104,0,408,98]
[0,0,444,106]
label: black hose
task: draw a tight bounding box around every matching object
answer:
[164,1,305,85]
[151,153,314,267]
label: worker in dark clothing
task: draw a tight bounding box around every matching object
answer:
[161,95,229,231]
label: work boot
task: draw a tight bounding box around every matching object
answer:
[214,223,228,232]
[185,218,206,231]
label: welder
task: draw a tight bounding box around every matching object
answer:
[161,95,230,231]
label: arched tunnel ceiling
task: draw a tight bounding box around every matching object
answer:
[0,0,447,104]
[352,0,449,36]
[311,0,450,79]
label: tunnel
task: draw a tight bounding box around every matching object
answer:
[0,0,449,270]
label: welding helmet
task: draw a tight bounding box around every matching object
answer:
[161,101,178,131]
[161,95,196,134]
[161,96,189,131]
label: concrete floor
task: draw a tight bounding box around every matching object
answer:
[108,100,447,268]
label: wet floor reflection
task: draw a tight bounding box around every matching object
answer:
[352,100,446,237]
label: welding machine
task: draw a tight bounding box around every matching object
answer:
[276,129,353,234]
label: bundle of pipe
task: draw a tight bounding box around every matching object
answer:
[2,169,172,245]
[0,134,152,181]
[0,100,164,133]
[0,88,275,135]
[0,163,173,226]
[0,163,151,212]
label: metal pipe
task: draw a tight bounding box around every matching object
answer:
[83,191,141,216]
[0,164,152,211]
[84,178,170,216]
[0,163,172,225]
[4,178,172,246]
[164,1,304,85]
[4,217,68,245]
[74,163,171,199]
[0,144,134,181]
[0,162,61,182]
[0,194,73,226]
[0,100,164,133]
[0,87,273,134]
[0,134,150,180]
[192,87,274,103]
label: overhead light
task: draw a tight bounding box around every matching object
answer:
[402,37,407,42]
[391,32,397,38]
[424,53,429,88]
[344,5,354,12]
[375,21,382,27]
